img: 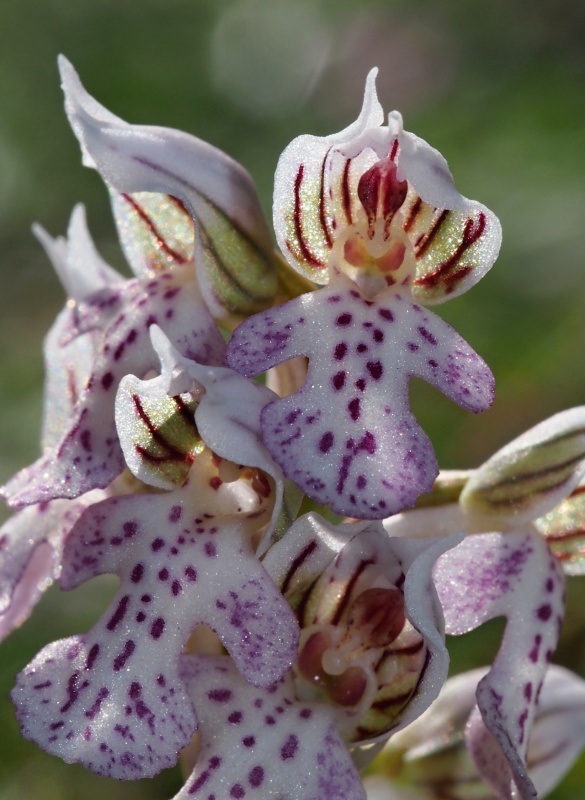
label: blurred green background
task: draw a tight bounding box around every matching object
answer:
[1,0,585,797]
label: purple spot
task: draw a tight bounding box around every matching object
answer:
[299,708,312,719]
[86,644,100,670]
[123,521,138,538]
[242,736,255,747]
[366,360,383,380]
[113,640,136,671]
[248,766,264,788]
[355,378,366,391]
[319,432,334,454]
[334,342,348,360]
[428,358,438,368]
[327,295,342,303]
[205,541,218,558]
[130,563,144,584]
[407,342,419,352]
[169,505,182,522]
[356,343,368,353]
[158,568,169,582]
[373,328,384,343]
[356,475,367,489]
[80,430,92,452]
[136,611,146,623]
[378,308,394,321]
[208,688,233,703]
[537,604,552,621]
[280,734,299,760]
[101,372,114,391]
[228,711,242,724]
[332,371,346,390]
[150,617,165,640]
[360,431,376,454]
[336,313,353,326]
[418,326,438,345]
[107,595,130,631]
[230,785,245,799]
[141,594,152,603]
[151,538,165,552]
[172,580,182,596]
[265,715,276,725]
[348,398,361,421]
[185,566,197,582]
[524,682,533,701]
[85,687,109,720]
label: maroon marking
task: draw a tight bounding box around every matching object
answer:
[319,148,334,248]
[415,209,449,258]
[132,394,195,464]
[334,342,348,360]
[292,166,326,269]
[341,158,353,226]
[404,196,422,233]
[348,398,361,420]
[331,559,374,625]
[319,431,334,453]
[415,212,486,291]
[121,193,187,265]
[280,733,299,760]
[85,686,109,720]
[249,765,264,787]
[150,617,165,640]
[281,540,318,595]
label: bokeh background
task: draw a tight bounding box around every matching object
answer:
[1,0,585,797]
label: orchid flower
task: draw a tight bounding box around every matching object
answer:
[162,511,460,800]
[226,69,500,518]
[363,665,585,800]
[384,406,585,799]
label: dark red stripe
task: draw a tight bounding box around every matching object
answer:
[341,158,353,226]
[292,166,326,269]
[132,394,194,463]
[403,196,422,233]
[331,559,373,626]
[319,148,333,248]
[281,540,318,596]
[415,209,449,257]
[122,193,188,266]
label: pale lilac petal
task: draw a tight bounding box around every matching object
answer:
[228,273,492,518]
[0,492,104,641]
[60,56,277,320]
[3,275,225,507]
[434,530,565,800]
[33,207,124,450]
[110,190,194,278]
[273,68,383,282]
[461,406,585,529]
[34,204,122,302]
[176,654,366,800]
[12,477,297,778]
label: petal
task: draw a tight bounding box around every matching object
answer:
[523,665,585,797]
[34,207,124,450]
[434,530,565,800]
[3,274,225,507]
[535,485,585,574]
[175,654,366,800]
[403,190,502,305]
[59,56,278,321]
[110,190,194,278]
[273,68,383,283]
[12,473,298,779]
[227,273,493,518]
[34,203,122,302]
[461,406,585,529]
[0,495,101,640]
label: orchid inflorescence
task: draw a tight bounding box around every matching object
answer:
[1,58,584,800]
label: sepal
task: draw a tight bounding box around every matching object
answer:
[461,406,585,529]
[434,529,566,800]
[60,56,278,321]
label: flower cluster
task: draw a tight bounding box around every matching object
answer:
[1,58,584,800]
